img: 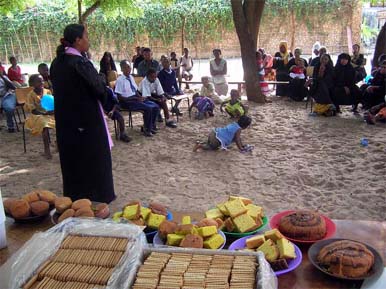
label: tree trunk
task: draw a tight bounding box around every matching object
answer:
[80,1,101,24]
[289,9,296,52]
[181,16,186,54]
[231,0,265,103]
[373,22,386,69]
[78,0,82,24]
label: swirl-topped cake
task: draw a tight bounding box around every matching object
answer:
[317,240,374,278]
[278,210,326,240]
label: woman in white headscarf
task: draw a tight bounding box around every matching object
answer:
[309,41,321,66]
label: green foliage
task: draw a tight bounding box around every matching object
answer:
[0,0,35,15]
[361,19,378,43]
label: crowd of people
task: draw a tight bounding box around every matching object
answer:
[1,23,385,205]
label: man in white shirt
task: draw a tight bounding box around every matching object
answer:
[138,68,177,128]
[114,60,160,137]
[180,47,193,88]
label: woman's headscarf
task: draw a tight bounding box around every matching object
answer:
[279,41,289,65]
[312,41,321,59]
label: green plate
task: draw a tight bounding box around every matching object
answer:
[222,216,268,238]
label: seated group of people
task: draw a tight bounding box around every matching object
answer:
[258,41,385,121]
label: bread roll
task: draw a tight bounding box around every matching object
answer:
[74,207,94,218]
[197,218,219,228]
[30,201,50,216]
[54,197,72,214]
[71,199,92,211]
[10,200,31,218]
[159,220,178,239]
[23,192,40,203]
[180,234,203,248]
[131,219,145,226]
[149,201,167,216]
[3,198,18,214]
[58,209,75,223]
[94,203,109,218]
[38,190,57,205]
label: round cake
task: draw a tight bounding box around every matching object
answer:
[317,240,374,278]
[278,210,326,240]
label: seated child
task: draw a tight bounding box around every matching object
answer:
[289,59,306,79]
[189,93,215,120]
[38,63,53,91]
[138,68,177,128]
[364,102,386,124]
[220,89,246,118]
[200,76,221,104]
[193,115,252,152]
[24,74,55,159]
[103,86,131,142]
[7,56,26,87]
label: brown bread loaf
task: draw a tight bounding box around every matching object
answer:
[54,197,72,214]
[30,201,50,216]
[10,199,31,218]
[71,199,92,211]
[58,209,75,223]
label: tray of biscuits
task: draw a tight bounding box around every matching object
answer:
[130,247,277,289]
[0,218,147,289]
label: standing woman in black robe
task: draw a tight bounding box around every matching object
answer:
[50,24,116,203]
[273,41,293,97]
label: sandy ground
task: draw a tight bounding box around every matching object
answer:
[1,93,385,221]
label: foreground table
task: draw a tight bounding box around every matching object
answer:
[0,212,385,289]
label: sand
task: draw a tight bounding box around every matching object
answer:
[1,94,385,221]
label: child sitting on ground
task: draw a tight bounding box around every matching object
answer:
[24,74,55,159]
[364,102,386,124]
[200,76,221,104]
[220,89,247,118]
[189,93,215,120]
[103,85,131,142]
[193,115,252,152]
[289,59,306,79]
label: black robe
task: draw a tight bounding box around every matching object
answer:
[332,63,361,106]
[310,63,334,104]
[273,52,293,96]
[50,53,116,203]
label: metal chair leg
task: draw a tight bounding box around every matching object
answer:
[22,123,26,153]
[16,108,22,124]
[21,107,26,120]
[114,119,119,140]
[129,111,133,128]
[13,113,19,132]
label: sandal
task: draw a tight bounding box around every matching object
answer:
[119,133,132,143]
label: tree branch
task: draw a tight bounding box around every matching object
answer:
[81,0,101,24]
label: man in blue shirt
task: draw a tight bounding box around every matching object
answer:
[0,71,17,132]
[137,48,159,77]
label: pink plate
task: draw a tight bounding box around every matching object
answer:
[269,210,336,244]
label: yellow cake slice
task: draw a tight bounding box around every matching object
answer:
[224,199,247,218]
[232,213,259,233]
[140,207,151,220]
[246,235,265,249]
[216,203,230,216]
[147,212,166,229]
[264,229,284,242]
[246,204,265,219]
[203,233,225,249]
[257,239,280,262]
[277,238,296,259]
[197,226,217,237]
[181,215,191,224]
[228,196,253,205]
[205,208,224,220]
[123,204,140,220]
[166,234,184,246]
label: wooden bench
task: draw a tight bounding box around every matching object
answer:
[178,80,289,93]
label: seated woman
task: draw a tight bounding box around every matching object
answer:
[7,56,26,87]
[24,74,55,159]
[351,44,366,83]
[273,41,293,97]
[309,54,336,116]
[99,52,117,83]
[361,61,386,110]
[332,53,362,113]
[220,89,246,118]
[287,48,308,101]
